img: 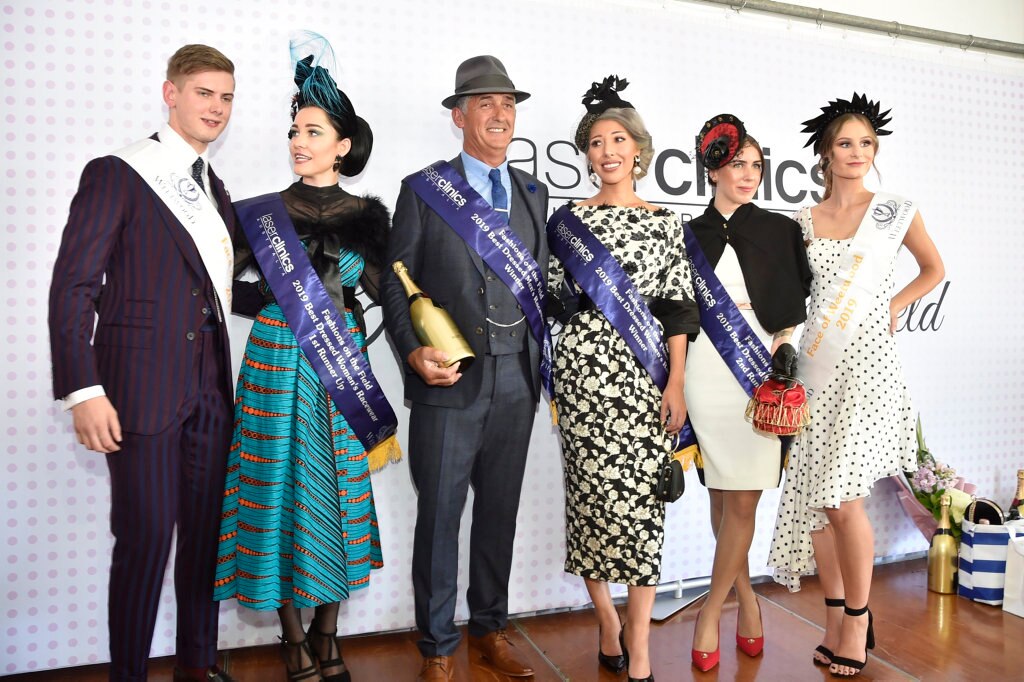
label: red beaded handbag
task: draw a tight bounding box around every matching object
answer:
[745,376,811,436]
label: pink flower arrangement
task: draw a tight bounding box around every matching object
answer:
[892,417,976,541]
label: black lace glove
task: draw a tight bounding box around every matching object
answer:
[771,342,798,380]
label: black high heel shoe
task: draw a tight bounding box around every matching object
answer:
[829,605,874,678]
[598,625,626,673]
[620,624,655,682]
[813,597,845,666]
[306,627,351,682]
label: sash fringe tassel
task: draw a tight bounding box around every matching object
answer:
[367,435,403,474]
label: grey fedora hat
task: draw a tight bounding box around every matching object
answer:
[441,55,531,109]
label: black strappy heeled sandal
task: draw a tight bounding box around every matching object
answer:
[829,604,874,678]
[279,636,322,682]
[307,627,352,682]
[813,597,845,666]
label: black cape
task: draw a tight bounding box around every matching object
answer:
[687,199,811,334]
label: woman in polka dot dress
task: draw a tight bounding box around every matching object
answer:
[768,95,944,678]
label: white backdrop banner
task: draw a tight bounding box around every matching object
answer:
[2,0,1022,674]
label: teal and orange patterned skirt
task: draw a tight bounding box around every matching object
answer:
[214,302,382,610]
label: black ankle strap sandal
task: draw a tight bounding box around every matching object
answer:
[829,605,874,678]
[813,597,846,667]
[307,628,351,682]
[279,637,321,682]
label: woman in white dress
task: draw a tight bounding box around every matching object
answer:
[684,114,811,672]
[768,94,944,678]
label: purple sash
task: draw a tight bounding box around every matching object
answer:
[547,204,696,451]
[403,161,553,400]
[235,193,398,452]
[682,224,771,397]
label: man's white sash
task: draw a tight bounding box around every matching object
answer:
[798,192,916,397]
[114,138,233,313]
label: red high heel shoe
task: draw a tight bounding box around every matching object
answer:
[735,599,764,657]
[690,609,720,672]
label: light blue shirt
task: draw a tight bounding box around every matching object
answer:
[460,151,512,215]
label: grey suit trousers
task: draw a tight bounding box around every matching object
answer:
[408,352,536,657]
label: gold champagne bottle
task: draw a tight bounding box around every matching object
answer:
[927,493,958,594]
[1007,469,1024,522]
[392,261,475,371]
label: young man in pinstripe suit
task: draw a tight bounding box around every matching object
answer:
[48,44,239,682]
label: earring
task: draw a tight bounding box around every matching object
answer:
[333,154,344,172]
[633,155,642,176]
[588,164,599,186]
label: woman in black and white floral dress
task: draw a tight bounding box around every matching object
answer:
[548,76,699,682]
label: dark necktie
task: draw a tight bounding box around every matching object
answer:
[488,168,508,223]
[191,157,206,194]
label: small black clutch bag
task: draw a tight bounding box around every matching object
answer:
[655,458,685,503]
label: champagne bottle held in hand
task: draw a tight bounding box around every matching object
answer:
[927,493,958,594]
[393,261,475,371]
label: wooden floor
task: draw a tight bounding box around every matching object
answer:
[9,558,1020,681]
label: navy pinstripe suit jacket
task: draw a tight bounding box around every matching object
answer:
[48,144,237,435]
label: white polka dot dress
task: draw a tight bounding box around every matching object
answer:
[768,207,917,591]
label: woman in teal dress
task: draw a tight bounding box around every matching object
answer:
[215,33,394,682]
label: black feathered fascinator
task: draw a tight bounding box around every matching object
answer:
[801,92,892,155]
[574,75,634,152]
[697,113,747,170]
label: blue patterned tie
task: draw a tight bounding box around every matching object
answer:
[191,157,206,194]
[488,168,508,223]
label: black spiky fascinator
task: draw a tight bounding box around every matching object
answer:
[801,93,892,155]
[574,75,634,152]
[697,114,747,170]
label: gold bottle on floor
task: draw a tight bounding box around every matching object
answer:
[927,493,958,594]
[393,261,475,371]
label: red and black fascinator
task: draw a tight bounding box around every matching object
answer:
[574,75,634,151]
[801,92,892,155]
[697,113,747,170]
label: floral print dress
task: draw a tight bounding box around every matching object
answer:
[549,203,698,586]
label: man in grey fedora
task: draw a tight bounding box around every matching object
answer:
[382,55,550,681]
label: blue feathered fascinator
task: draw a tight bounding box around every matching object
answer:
[289,30,357,135]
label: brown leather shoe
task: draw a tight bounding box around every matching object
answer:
[417,655,453,681]
[469,629,534,677]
